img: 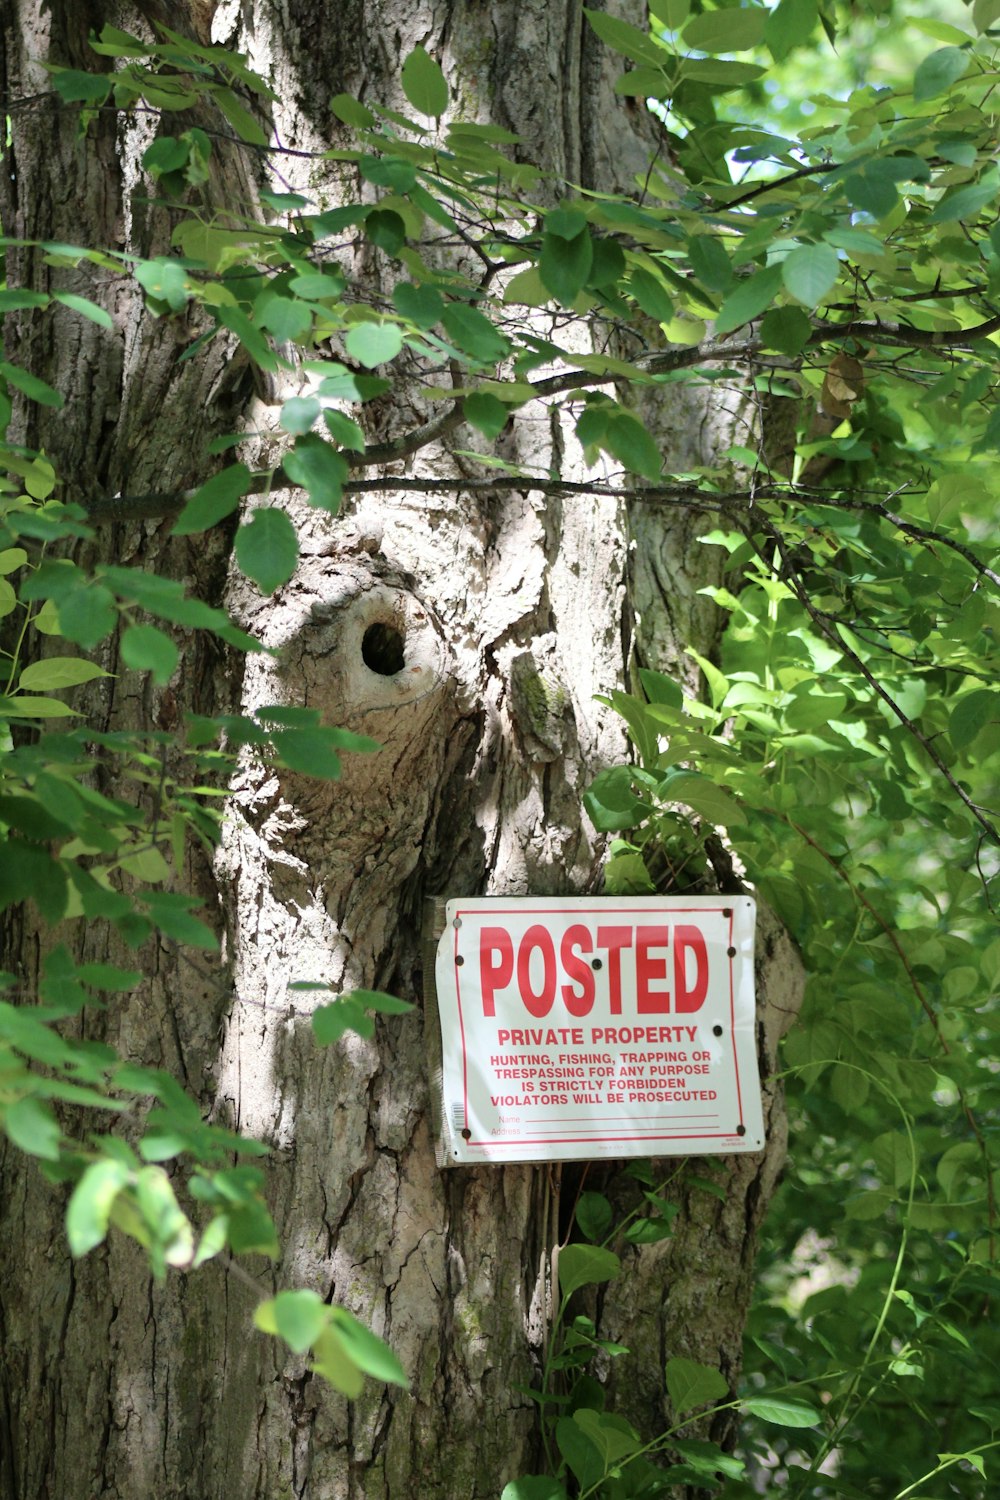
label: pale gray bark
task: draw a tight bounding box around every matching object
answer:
[0,3,802,1498]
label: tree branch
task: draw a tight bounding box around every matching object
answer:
[79,475,1000,602]
[847,500,1000,590]
[722,160,836,209]
[749,513,1000,848]
[812,311,1000,348]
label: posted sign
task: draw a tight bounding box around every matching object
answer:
[432,896,763,1165]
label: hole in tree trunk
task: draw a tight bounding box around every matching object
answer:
[361,621,406,675]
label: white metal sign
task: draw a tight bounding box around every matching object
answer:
[433,896,763,1164]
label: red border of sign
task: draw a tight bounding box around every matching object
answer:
[450,903,747,1150]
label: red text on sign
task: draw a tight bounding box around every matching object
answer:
[477,922,710,1018]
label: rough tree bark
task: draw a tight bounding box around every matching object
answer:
[0,3,802,1498]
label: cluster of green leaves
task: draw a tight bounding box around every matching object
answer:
[0,459,398,1395]
[504,1172,821,1500]
[576,305,998,1497]
[1,0,999,1481]
[26,5,1000,594]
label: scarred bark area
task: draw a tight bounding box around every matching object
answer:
[0,3,803,1498]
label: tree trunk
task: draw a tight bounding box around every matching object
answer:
[0,3,803,1497]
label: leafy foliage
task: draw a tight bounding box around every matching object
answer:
[1,3,999,1493]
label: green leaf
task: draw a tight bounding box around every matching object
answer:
[714,265,783,336]
[950,688,996,748]
[52,292,114,329]
[120,625,180,685]
[464,392,510,440]
[0,795,73,842]
[666,1357,730,1414]
[651,0,689,24]
[0,289,48,312]
[681,58,765,84]
[32,600,63,636]
[322,410,366,452]
[400,45,449,117]
[142,136,189,176]
[573,1409,640,1464]
[584,8,668,66]
[0,695,77,720]
[4,1097,62,1160]
[66,1159,131,1256]
[257,294,312,343]
[364,208,407,256]
[0,360,64,409]
[51,68,112,105]
[659,769,745,826]
[213,86,268,146]
[629,266,674,321]
[440,303,511,363]
[172,463,252,535]
[974,0,1000,29]
[54,585,117,649]
[913,46,968,102]
[280,396,321,435]
[558,1243,620,1297]
[638,667,683,707]
[329,1306,409,1386]
[361,150,418,187]
[143,893,217,951]
[765,0,818,61]
[268,1289,329,1354]
[584,767,647,832]
[781,243,840,307]
[192,1214,229,1267]
[687,647,728,709]
[604,849,655,895]
[392,281,445,329]
[683,7,766,51]
[576,1191,613,1243]
[270,725,346,777]
[500,1480,569,1500]
[287,269,344,299]
[330,93,376,127]
[344,321,404,368]
[18,658,109,691]
[546,207,589,241]
[673,1437,745,1480]
[75,964,142,992]
[742,1396,821,1427]
[134,258,189,312]
[539,229,594,306]
[226,1196,279,1257]
[588,237,626,288]
[555,1417,604,1492]
[234,507,299,595]
[929,169,1000,223]
[688,235,733,293]
[312,1326,365,1397]
[310,998,365,1042]
[760,306,813,356]
[282,436,347,513]
[89,24,151,57]
[311,989,412,1046]
[604,411,662,480]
